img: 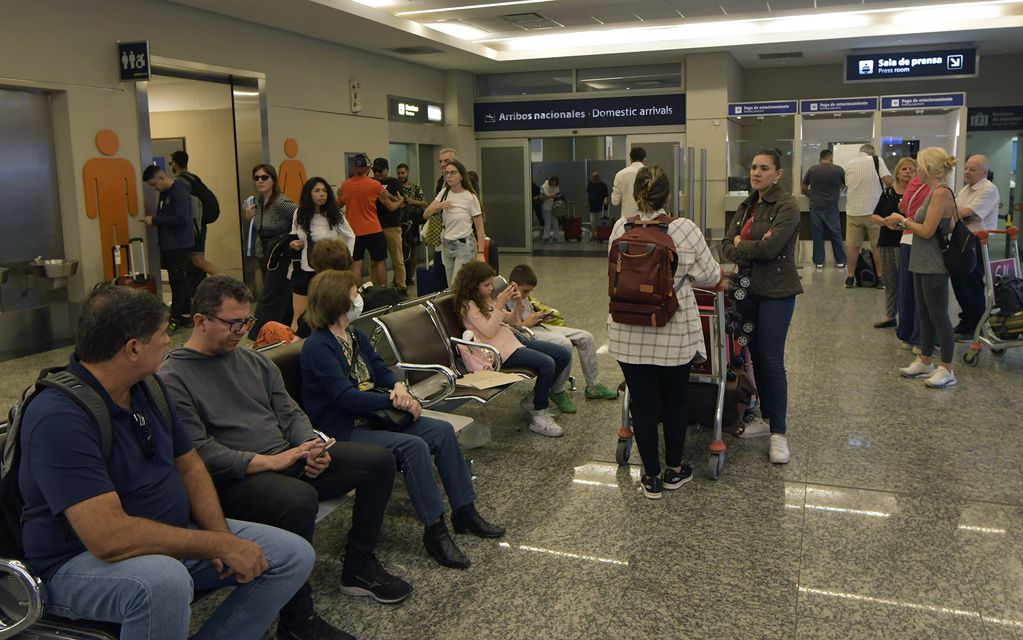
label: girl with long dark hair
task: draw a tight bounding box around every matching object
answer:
[423,159,487,281]
[245,164,298,339]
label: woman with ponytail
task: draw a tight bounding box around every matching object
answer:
[608,166,721,500]
[886,147,958,388]
[720,149,802,465]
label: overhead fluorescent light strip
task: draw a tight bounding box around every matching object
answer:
[396,0,554,17]
[425,21,490,40]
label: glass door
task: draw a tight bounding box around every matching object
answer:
[477,139,530,252]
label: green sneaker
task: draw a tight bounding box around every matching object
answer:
[550,391,577,413]
[585,383,619,400]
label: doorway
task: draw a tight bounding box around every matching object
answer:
[142,69,267,292]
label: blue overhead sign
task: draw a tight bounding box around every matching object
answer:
[881,93,966,110]
[968,106,1023,132]
[846,47,977,82]
[473,94,685,132]
[801,97,879,114]
[728,101,798,117]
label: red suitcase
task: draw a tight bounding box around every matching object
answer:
[562,215,583,242]
[111,236,157,296]
[594,208,613,241]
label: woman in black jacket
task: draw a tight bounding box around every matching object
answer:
[244,164,298,339]
[721,149,803,464]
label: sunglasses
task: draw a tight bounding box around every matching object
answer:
[205,313,258,334]
[253,174,272,182]
[132,412,155,460]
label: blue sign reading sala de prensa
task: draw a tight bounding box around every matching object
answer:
[881,93,966,110]
[473,94,685,132]
[728,101,798,117]
[846,47,977,82]
[801,97,878,114]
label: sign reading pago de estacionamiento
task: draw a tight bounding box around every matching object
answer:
[474,94,685,132]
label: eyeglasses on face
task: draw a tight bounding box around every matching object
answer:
[204,313,257,333]
[132,412,156,460]
[253,174,272,182]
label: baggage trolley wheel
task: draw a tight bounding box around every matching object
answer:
[738,275,752,289]
[616,438,633,466]
[707,452,725,480]
[963,350,980,366]
[992,348,1006,356]
[742,321,755,334]
[736,334,750,347]
[733,288,747,301]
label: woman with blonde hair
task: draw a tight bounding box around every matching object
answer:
[609,165,721,498]
[888,147,958,388]
[872,157,917,328]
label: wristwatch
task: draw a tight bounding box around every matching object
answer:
[897,220,907,230]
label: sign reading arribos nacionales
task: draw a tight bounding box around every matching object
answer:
[474,94,685,132]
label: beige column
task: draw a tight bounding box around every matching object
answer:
[444,70,477,163]
[685,53,744,235]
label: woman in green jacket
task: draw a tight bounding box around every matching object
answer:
[721,149,803,465]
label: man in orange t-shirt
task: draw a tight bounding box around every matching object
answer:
[338,154,402,285]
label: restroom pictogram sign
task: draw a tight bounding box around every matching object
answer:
[118,41,151,81]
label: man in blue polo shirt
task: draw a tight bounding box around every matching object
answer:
[18,285,314,639]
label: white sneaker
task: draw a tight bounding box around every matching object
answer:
[738,416,770,439]
[529,409,564,437]
[899,356,934,379]
[900,342,913,350]
[769,434,790,464]
[924,366,957,389]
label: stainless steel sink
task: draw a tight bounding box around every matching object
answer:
[27,259,78,279]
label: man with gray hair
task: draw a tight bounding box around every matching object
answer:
[842,143,893,288]
[952,154,1001,338]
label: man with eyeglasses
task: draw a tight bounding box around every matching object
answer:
[17,285,314,640]
[160,276,410,640]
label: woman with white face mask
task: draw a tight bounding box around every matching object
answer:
[299,269,505,570]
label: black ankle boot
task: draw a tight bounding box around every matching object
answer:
[423,519,471,569]
[451,504,506,538]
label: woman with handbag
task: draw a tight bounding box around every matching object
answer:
[300,269,504,569]
[887,148,958,388]
[244,164,298,339]
[871,157,917,329]
[288,177,355,332]
[423,159,486,282]
[720,149,803,465]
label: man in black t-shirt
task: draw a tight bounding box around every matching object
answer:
[371,158,407,294]
[801,149,848,269]
[586,172,609,240]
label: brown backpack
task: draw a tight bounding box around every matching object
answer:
[608,215,679,327]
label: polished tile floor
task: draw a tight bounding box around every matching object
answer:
[6,255,1023,640]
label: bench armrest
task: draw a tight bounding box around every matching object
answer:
[449,338,505,371]
[396,362,457,408]
[0,559,44,639]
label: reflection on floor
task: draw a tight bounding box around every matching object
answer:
[6,255,1023,639]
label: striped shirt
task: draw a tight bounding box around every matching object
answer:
[607,211,721,366]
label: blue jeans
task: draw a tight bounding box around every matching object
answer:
[896,243,921,345]
[350,416,476,525]
[741,295,796,434]
[441,237,477,282]
[810,205,847,266]
[44,519,314,640]
[504,338,572,410]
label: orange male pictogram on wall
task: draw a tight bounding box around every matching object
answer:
[278,138,307,203]
[83,130,139,280]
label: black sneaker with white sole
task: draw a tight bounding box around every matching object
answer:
[641,474,663,500]
[340,555,413,604]
[661,465,693,490]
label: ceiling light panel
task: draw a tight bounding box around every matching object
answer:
[395,0,556,17]
[425,21,491,39]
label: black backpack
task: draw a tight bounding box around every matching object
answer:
[0,368,171,559]
[996,276,1023,316]
[856,249,877,287]
[179,172,221,224]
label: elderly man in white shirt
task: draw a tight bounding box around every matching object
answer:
[952,154,1001,338]
[842,144,893,288]
[611,147,647,219]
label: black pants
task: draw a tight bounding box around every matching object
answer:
[160,248,192,320]
[619,361,693,478]
[215,441,395,625]
[248,241,293,339]
[950,236,985,331]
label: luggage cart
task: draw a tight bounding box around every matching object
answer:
[964,226,1023,365]
[615,287,730,480]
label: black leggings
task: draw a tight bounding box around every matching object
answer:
[913,272,955,364]
[619,361,693,478]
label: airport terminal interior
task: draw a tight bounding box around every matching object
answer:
[2,0,1023,638]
